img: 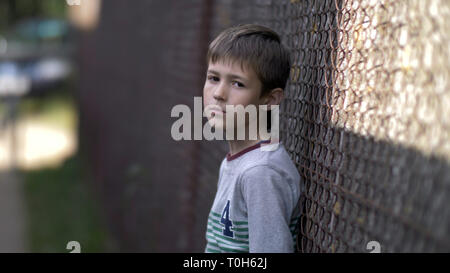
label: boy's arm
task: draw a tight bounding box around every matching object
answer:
[240,165,297,253]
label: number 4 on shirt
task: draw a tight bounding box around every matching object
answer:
[221,200,234,238]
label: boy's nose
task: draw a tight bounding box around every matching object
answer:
[213,83,227,101]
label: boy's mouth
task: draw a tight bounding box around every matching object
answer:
[206,105,226,114]
[212,109,226,114]
[211,110,225,118]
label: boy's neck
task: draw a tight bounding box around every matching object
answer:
[227,134,267,157]
[227,139,260,157]
[226,124,274,156]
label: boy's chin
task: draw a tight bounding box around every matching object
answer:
[206,117,226,130]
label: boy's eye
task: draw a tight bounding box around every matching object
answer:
[207,75,219,82]
[232,81,245,88]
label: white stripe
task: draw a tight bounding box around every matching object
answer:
[207,231,249,250]
[206,229,249,245]
[205,243,222,252]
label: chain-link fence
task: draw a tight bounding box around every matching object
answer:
[76,0,450,252]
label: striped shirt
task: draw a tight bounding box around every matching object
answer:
[205,141,302,253]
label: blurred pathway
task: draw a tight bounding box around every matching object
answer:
[0,113,76,252]
[0,171,27,252]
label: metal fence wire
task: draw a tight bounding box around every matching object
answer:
[77,0,450,252]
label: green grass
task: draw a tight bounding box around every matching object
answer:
[0,86,77,130]
[22,153,112,253]
[17,87,113,252]
[18,91,77,130]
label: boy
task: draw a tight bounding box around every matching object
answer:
[203,24,302,253]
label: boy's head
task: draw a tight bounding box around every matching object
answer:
[203,24,291,135]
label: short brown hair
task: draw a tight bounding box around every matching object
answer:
[206,24,291,97]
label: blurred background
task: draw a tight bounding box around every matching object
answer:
[0,0,109,252]
[0,0,449,253]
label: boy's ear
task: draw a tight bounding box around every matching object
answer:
[262,88,284,110]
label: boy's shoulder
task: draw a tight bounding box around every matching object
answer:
[223,142,300,184]
[238,142,302,200]
[248,141,294,162]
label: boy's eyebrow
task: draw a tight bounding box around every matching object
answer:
[207,69,248,81]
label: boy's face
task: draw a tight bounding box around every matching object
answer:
[203,59,266,135]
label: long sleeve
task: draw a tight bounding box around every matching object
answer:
[240,165,297,253]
